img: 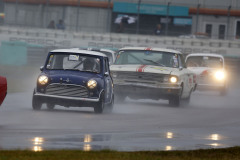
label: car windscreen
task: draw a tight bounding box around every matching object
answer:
[186,56,223,68]
[46,53,101,73]
[114,50,179,68]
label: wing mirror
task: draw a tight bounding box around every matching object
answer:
[40,66,44,71]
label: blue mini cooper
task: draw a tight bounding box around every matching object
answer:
[32,48,114,113]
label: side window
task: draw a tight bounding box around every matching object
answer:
[104,58,109,73]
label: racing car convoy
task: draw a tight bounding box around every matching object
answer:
[29,47,228,113]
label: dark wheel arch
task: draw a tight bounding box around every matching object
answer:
[94,91,105,114]
[32,90,42,110]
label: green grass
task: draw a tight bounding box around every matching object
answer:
[0,147,240,160]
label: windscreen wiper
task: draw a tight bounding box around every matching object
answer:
[143,59,165,67]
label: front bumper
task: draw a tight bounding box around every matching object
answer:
[114,82,182,100]
[197,84,225,91]
[33,92,100,107]
[197,76,226,91]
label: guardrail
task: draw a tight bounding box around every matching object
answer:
[0,26,239,74]
[1,26,240,49]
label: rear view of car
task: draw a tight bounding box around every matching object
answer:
[185,53,227,95]
[0,76,7,106]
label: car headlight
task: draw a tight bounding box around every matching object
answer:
[215,70,225,80]
[170,76,178,83]
[38,75,48,85]
[87,79,97,89]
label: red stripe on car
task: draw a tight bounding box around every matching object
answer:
[137,65,147,72]
[145,47,152,51]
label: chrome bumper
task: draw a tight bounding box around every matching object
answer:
[114,82,181,89]
[34,92,99,102]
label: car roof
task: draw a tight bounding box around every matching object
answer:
[79,47,116,54]
[118,47,182,54]
[186,53,224,59]
[50,48,107,57]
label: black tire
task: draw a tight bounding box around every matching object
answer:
[169,85,183,107]
[182,88,192,106]
[106,94,114,113]
[94,92,105,114]
[169,95,180,107]
[32,95,42,110]
[47,103,55,110]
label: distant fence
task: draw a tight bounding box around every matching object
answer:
[27,46,57,66]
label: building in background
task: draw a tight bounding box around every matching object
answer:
[1,0,240,40]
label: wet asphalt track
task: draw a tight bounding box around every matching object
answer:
[1,84,240,151]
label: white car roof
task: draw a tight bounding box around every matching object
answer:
[50,48,107,57]
[186,53,224,59]
[99,48,115,54]
[119,47,182,54]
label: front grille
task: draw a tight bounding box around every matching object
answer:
[115,71,165,83]
[45,84,88,98]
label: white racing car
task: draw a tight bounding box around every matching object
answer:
[110,47,197,106]
[185,53,227,95]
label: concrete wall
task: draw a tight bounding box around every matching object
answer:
[1,26,240,57]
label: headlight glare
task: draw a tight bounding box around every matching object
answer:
[170,76,177,83]
[38,75,48,85]
[87,79,97,89]
[215,70,225,80]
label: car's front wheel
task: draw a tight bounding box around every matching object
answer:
[32,94,42,110]
[94,92,105,114]
[169,95,180,106]
[182,88,193,106]
[106,94,114,113]
[169,86,183,107]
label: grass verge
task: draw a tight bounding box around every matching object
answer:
[0,147,240,160]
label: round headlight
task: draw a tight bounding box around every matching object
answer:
[38,75,48,85]
[170,76,177,83]
[87,79,97,89]
[215,70,225,80]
